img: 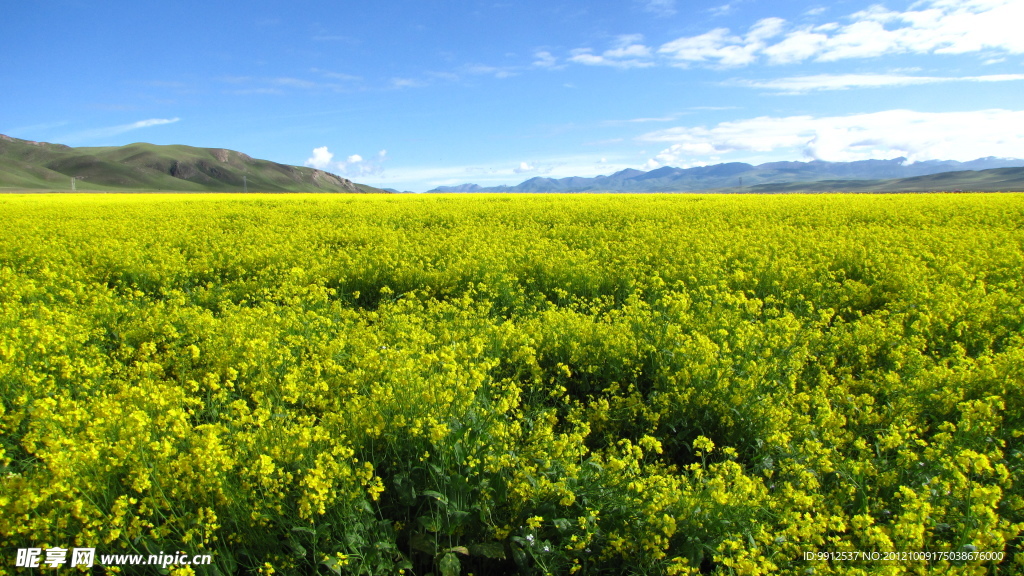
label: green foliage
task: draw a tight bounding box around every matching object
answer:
[1,193,1022,575]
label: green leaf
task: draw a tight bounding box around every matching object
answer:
[411,532,437,555]
[439,552,461,576]
[467,542,506,559]
[417,514,443,533]
[393,473,417,505]
[421,490,449,505]
[445,546,469,555]
[288,538,307,558]
[510,542,528,570]
[448,509,470,528]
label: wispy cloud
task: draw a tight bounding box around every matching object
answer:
[271,77,317,89]
[60,118,180,143]
[658,18,786,68]
[367,154,638,191]
[732,73,1024,93]
[311,69,362,82]
[390,77,429,89]
[3,120,69,137]
[532,51,559,69]
[224,73,361,94]
[463,64,519,79]
[602,114,682,126]
[231,88,283,95]
[311,34,359,44]
[583,138,625,146]
[638,108,1024,167]
[643,0,676,17]
[569,34,655,68]
[708,3,734,17]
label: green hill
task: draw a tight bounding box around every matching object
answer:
[740,166,1024,193]
[0,134,387,193]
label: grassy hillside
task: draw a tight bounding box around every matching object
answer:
[742,166,1024,193]
[0,134,387,193]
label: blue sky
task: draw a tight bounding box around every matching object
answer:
[2,0,1023,191]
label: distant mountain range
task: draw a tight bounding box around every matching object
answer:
[0,134,386,193]
[428,157,1024,193]
[5,134,1022,194]
[743,166,1024,193]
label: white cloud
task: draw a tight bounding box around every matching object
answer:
[747,18,787,43]
[638,109,1024,165]
[605,43,652,59]
[117,118,179,132]
[390,77,427,88]
[570,34,656,68]
[734,73,1024,93]
[627,115,680,123]
[657,28,735,67]
[644,0,676,17]
[513,161,536,173]
[231,88,283,95]
[304,147,386,177]
[59,117,180,143]
[427,71,461,82]
[708,3,734,17]
[311,69,362,82]
[305,146,334,170]
[371,155,639,191]
[656,19,786,68]
[4,120,69,136]
[271,77,317,89]
[533,51,558,68]
[601,115,682,127]
[761,30,830,64]
[464,64,517,78]
[224,74,357,94]
[655,0,1024,68]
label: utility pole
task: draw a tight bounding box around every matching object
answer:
[71,176,76,191]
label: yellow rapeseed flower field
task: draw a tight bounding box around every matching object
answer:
[0,193,1022,575]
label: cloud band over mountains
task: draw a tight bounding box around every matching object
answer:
[640,109,1024,168]
[568,0,1022,69]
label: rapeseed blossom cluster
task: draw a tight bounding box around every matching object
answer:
[0,193,1022,574]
